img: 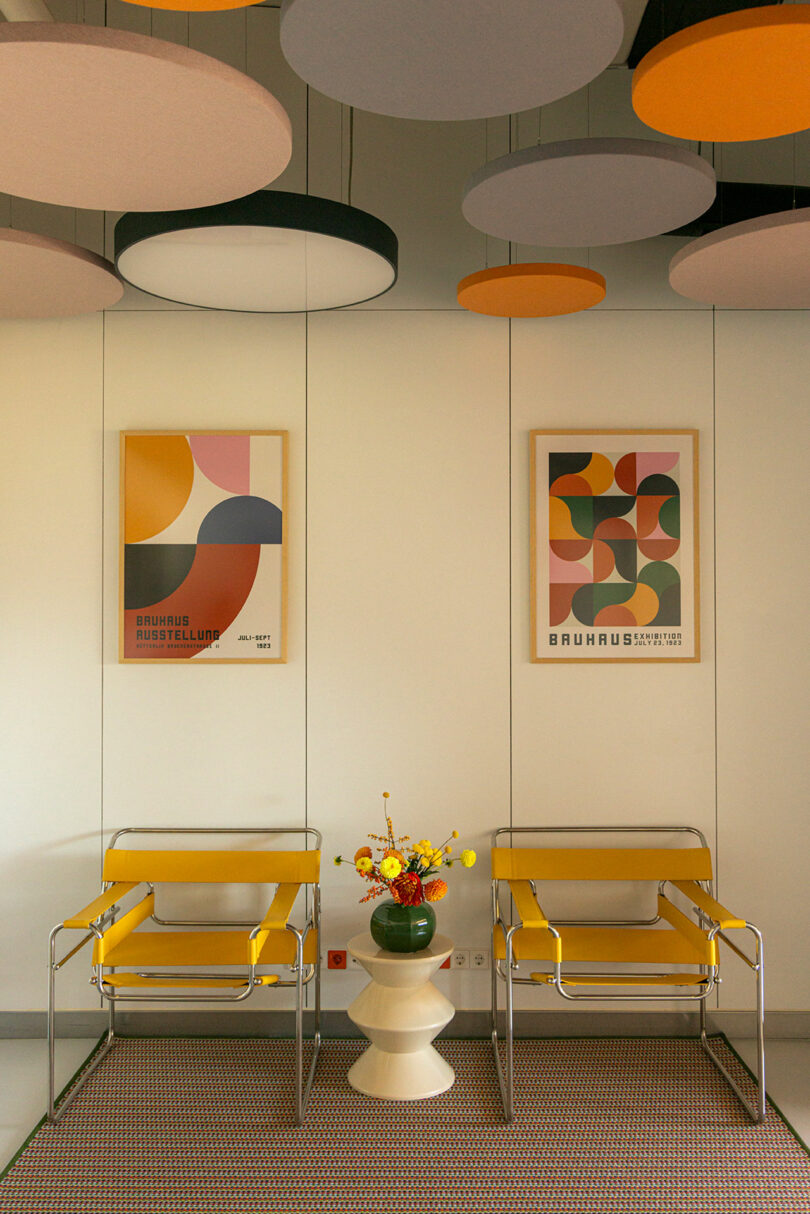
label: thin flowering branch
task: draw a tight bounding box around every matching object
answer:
[332,792,476,904]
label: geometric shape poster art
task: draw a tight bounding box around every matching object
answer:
[531,430,699,662]
[119,431,287,663]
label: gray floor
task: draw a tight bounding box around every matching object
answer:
[1,1037,808,1173]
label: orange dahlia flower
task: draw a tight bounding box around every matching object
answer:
[423,878,447,902]
[354,846,373,863]
[382,848,405,865]
[391,872,423,906]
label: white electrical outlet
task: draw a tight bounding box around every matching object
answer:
[471,950,489,969]
[350,955,362,967]
[451,949,469,969]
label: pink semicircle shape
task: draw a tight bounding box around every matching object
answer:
[189,435,251,495]
[549,549,592,583]
[636,452,679,482]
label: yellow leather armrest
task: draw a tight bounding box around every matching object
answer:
[259,883,301,930]
[63,882,137,929]
[672,881,746,930]
[249,884,302,965]
[507,879,549,930]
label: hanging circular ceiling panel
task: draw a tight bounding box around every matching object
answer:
[122,0,262,10]
[457,263,606,318]
[114,191,398,312]
[0,229,123,318]
[279,0,624,120]
[0,23,292,211]
[669,207,810,308]
[632,5,810,142]
[462,139,716,248]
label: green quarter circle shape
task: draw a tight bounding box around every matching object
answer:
[549,452,592,485]
[639,561,681,596]
[659,497,680,538]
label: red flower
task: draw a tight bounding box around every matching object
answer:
[391,872,423,906]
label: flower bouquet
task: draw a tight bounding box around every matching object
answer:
[334,792,476,952]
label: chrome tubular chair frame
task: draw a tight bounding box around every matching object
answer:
[48,826,322,1126]
[490,825,765,1124]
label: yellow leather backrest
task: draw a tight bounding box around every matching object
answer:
[103,849,320,885]
[491,846,713,882]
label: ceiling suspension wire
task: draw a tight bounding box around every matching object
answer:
[347,104,354,207]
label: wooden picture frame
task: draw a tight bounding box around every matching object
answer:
[531,429,699,663]
[119,430,287,663]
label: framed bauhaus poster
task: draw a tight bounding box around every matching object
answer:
[120,430,287,663]
[531,429,699,663]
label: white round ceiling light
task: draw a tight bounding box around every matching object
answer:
[115,192,398,313]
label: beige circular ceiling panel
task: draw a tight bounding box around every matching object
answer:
[0,229,123,318]
[279,0,624,121]
[0,23,292,211]
[669,207,810,307]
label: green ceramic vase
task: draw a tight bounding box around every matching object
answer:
[370,899,436,953]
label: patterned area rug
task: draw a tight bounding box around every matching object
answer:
[1,1037,808,1213]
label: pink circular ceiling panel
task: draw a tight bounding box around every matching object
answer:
[669,207,810,307]
[0,23,292,211]
[0,228,123,317]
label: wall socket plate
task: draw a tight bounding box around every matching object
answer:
[471,950,489,969]
[451,949,469,969]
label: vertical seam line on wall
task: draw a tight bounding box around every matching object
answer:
[304,85,310,1008]
[508,316,513,832]
[100,310,106,881]
[712,306,719,1011]
[305,84,309,842]
[508,113,514,834]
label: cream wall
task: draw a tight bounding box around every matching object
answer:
[1,6,808,1019]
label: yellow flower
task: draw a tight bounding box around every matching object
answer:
[431,850,444,866]
[444,846,452,854]
[452,830,459,839]
[333,855,343,866]
[460,849,476,868]
[354,846,373,863]
[356,856,373,874]
[382,791,390,799]
[379,856,402,880]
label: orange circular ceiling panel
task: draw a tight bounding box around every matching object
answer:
[633,5,810,142]
[457,263,605,318]
[122,0,263,9]
[0,228,123,318]
[0,23,292,211]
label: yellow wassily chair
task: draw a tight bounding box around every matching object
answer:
[48,827,321,1125]
[491,826,765,1123]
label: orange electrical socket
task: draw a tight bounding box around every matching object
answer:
[327,950,347,969]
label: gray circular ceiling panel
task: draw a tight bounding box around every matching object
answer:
[462,138,717,247]
[280,0,624,121]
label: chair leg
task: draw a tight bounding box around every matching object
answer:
[47,927,116,1123]
[504,941,515,1123]
[700,927,766,1123]
[490,949,507,1119]
[490,942,515,1123]
[292,940,321,1127]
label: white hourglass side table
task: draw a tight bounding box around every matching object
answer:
[346,933,455,1101]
